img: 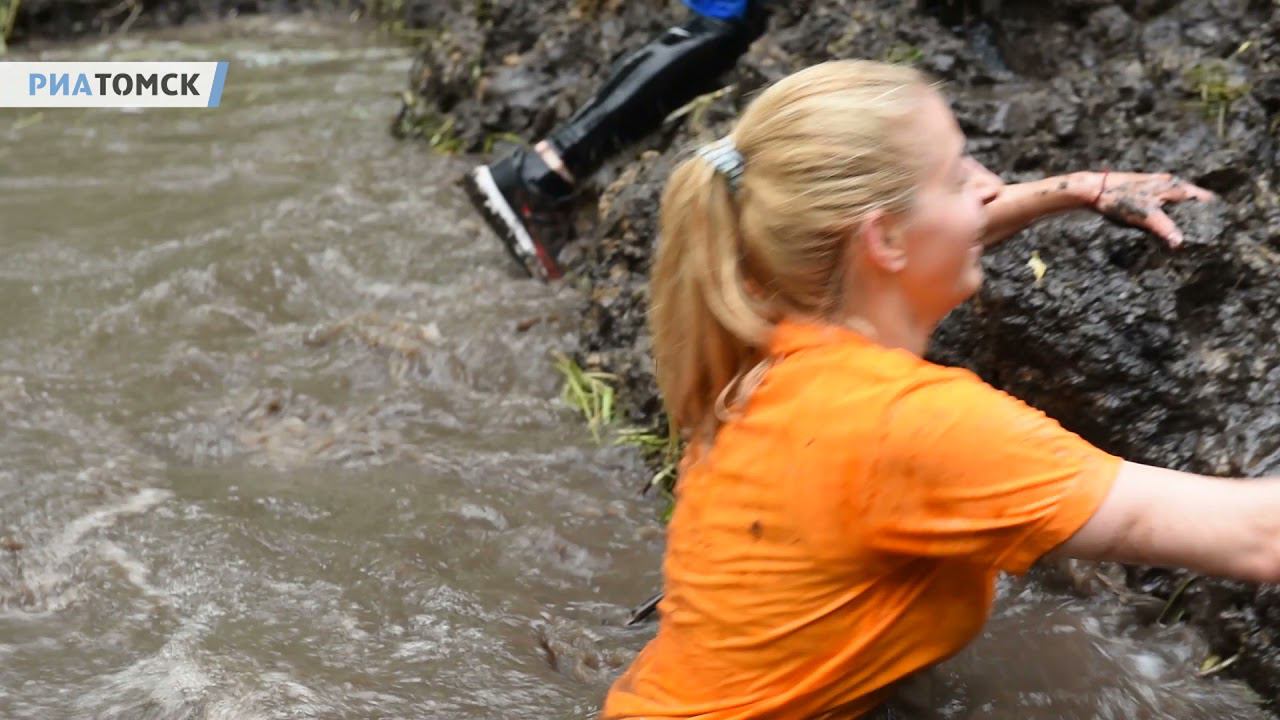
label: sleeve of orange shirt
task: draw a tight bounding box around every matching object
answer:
[863,370,1123,574]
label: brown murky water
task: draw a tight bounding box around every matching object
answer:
[0,16,1270,720]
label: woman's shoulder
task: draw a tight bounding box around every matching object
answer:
[782,337,981,390]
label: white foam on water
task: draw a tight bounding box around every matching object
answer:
[73,608,219,720]
[5,487,172,616]
[97,540,168,601]
[58,488,172,550]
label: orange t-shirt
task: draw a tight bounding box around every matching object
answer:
[603,319,1122,719]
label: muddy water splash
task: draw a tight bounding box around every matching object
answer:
[0,15,1269,720]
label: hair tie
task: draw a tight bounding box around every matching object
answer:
[696,137,745,192]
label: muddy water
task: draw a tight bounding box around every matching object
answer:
[0,16,1269,720]
[0,17,660,719]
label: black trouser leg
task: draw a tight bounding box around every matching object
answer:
[545,6,767,181]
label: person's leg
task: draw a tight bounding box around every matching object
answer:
[545,0,766,183]
[463,0,767,281]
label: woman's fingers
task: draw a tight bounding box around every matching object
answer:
[1094,171,1221,247]
[1160,176,1217,203]
[1100,170,1218,245]
[1139,209,1184,248]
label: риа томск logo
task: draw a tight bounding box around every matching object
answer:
[0,61,228,108]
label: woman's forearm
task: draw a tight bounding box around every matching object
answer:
[1063,461,1280,584]
[981,172,1102,248]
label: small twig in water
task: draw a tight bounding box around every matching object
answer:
[625,590,664,626]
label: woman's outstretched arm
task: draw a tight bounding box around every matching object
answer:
[980,171,1215,249]
[1060,461,1280,583]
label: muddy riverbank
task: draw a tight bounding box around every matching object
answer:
[405,0,1280,710]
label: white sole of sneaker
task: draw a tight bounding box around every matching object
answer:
[470,165,541,266]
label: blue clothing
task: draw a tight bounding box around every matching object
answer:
[681,0,748,20]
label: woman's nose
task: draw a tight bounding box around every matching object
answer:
[967,159,1004,204]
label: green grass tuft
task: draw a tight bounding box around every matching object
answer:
[883,43,924,67]
[555,355,687,522]
[554,353,617,442]
[1,0,21,56]
[390,92,465,153]
[615,422,683,522]
[1184,60,1251,137]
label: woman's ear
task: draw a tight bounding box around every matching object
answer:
[857,210,908,274]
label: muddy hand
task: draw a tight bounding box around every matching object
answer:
[1090,172,1216,249]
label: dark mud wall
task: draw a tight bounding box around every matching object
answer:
[408,0,1280,705]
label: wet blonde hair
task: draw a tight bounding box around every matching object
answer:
[650,60,933,443]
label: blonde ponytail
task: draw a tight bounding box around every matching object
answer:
[650,154,771,445]
[649,60,932,445]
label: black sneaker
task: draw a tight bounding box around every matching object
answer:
[462,148,574,281]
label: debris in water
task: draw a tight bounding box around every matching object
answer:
[626,590,663,626]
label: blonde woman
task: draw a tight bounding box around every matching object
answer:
[602,60,1254,719]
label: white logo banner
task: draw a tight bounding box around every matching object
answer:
[0,62,228,108]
